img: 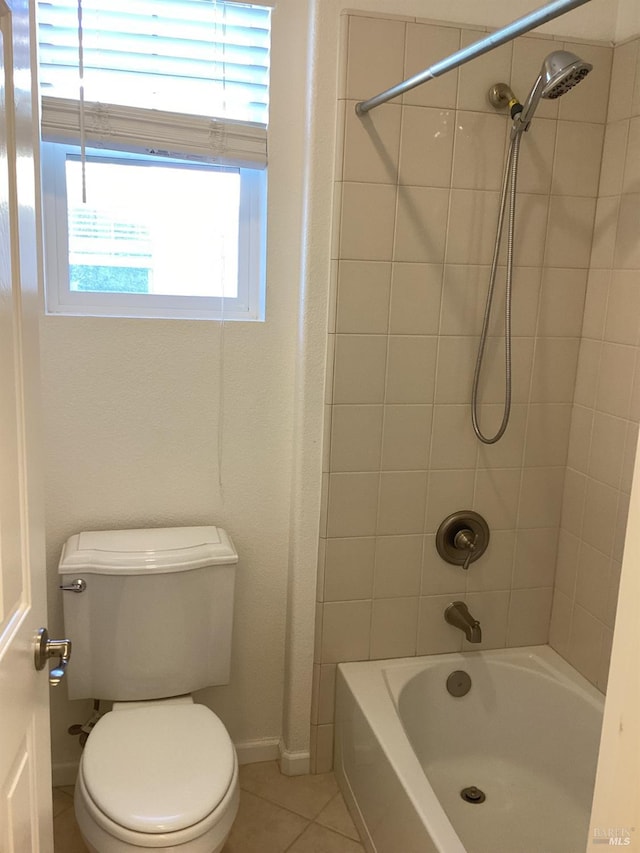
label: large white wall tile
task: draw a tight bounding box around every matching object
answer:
[457,31,513,113]
[319,13,627,704]
[385,336,438,403]
[381,405,433,470]
[333,334,388,403]
[551,121,604,198]
[370,597,419,658]
[394,186,450,263]
[374,535,423,598]
[507,587,554,646]
[326,473,380,538]
[340,182,397,261]
[330,405,384,471]
[336,260,392,333]
[607,39,639,124]
[599,120,629,197]
[324,537,376,601]
[377,471,429,535]
[451,111,508,191]
[346,15,406,102]
[389,263,443,335]
[404,22,460,109]
[559,42,613,125]
[343,102,402,184]
[399,106,455,187]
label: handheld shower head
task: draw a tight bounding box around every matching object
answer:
[540,50,592,99]
[518,50,592,129]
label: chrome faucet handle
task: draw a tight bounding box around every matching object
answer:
[454,528,477,570]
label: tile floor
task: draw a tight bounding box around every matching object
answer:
[53,760,365,853]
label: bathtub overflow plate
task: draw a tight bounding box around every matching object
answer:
[461,786,486,804]
[446,670,472,697]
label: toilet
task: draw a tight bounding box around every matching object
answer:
[58,526,240,853]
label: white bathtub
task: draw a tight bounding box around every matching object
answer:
[334,645,604,853]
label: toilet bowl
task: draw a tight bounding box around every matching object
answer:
[73,697,239,853]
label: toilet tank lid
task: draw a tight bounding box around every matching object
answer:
[58,526,238,575]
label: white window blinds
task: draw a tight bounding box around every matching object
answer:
[38,0,270,167]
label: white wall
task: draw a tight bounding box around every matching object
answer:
[42,320,295,773]
[42,0,316,781]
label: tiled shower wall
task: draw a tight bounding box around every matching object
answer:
[311,11,613,772]
[550,35,640,690]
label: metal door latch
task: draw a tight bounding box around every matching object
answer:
[34,628,72,686]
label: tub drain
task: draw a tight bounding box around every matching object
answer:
[460,786,486,804]
[446,670,471,697]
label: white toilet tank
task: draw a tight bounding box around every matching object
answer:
[58,526,238,702]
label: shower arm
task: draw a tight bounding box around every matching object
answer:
[354,0,593,115]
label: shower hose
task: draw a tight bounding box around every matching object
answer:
[471,126,523,444]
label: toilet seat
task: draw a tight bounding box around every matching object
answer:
[76,756,239,850]
[81,701,236,839]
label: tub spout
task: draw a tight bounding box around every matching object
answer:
[444,601,482,643]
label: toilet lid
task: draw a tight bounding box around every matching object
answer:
[82,704,235,834]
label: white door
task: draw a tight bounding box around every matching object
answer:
[587,431,640,844]
[0,0,54,851]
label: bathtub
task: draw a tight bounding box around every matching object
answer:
[334,645,604,853]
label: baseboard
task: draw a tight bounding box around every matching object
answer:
[278,743,310,776]
[52,760,79,788]
[234,737,281,765]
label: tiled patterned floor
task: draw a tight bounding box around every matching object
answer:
[53,760,365,853]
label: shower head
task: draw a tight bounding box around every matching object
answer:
[539,50,593,98]
[518,50,592,128]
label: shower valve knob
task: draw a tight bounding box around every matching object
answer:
[454,529,478,570]
[436,511,489,570]
[454,528,477,552]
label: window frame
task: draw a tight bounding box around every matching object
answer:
[42,141,267,320]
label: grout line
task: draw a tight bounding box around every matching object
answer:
[282,818,314,852]
[283,820,364,852]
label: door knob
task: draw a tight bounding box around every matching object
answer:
[34,628,72,687]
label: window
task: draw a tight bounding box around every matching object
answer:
[42,144,265,318]
[38,0,270,320]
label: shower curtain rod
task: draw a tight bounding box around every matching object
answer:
[355,0,593,115]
